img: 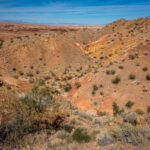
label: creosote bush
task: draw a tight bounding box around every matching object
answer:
[126,101,134,108]
[112,102,124,115]
[118,65,124,69]
[146,74,150,81]
[93,85,98,91]
[63,83,72,92]
[142,67,148,71]
[128,74,136,80]
[112,76,121,84]
[128,55,135,60]
[147,106,150,113]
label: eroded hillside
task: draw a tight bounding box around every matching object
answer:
[0,17,150,150]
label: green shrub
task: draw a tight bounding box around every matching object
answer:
[106,70,110,75]
[126,101,134,108]
[36,70,40,74]
[19,71,24,76]
[146,74,150,81]
[30,65,34,69]
[106,69,115,75]
[111,70,116,75]
[36,78,45,86]
[142,67,148,71]
[26,72,33,77]
[63,83,72,92]
[147,106,150,113]
[93,85,98,91]
[112,102,124,115]
[100,91,104,96]
[112,76,121,84]
[99,84,103,88]
[128,55,135,60]
[112,102,119,115]
[13,75,18,79]
[118,65,124,69]
[12,68,16,72]
[0,40,4,48]
[72,128,91,143]
[128,74,136,80]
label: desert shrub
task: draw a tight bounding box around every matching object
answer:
[128,74,136,80]
[118,65,124,69]
[12,68,16,72]
[13,75,18,79]
[146,74,150,80]
[112,102,124,115]
[126,101,134,108]
[35,78,45,86]
[62,76,72,81]
[123,112,138,125]
[112,102,119,115]
[147,106,150,113]
[51,72,56,77]
[56,130,69,139]
[100,91,104,96]
[29,79,34,84]
[142,67,148,71]
[75,82,81,88]
[106,70,116,75]
[72,128,91,143]
[0,92,64,143]
[128,55,135,60]
[26,72,33,77]
[93,85,98,91]
[92,91,95,95]
[106,70,110,75]
[112,123,150,145]
[110,70,116,75]
[99,84,103,88]
[0,40,4,48]
[16,36,22,40]
[36,70,40,74]
[97,112,107,116]
[0,93,45,142]
[74,110,92,121]
[10,38,13,43]
[19,71,24,76]
[30,65,34,69]
[134,108,144,115]
[55,76,60,81]
[112,76,120,84]
[63,83,72,92]
[44,75,51,80]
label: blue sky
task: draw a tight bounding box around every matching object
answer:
[0,0,150,25]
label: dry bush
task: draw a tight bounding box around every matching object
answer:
[0,92,65,143]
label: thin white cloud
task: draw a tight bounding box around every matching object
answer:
[0,3,150,13]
